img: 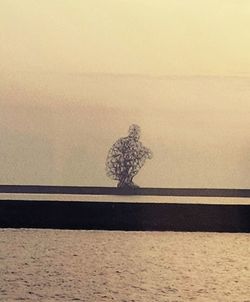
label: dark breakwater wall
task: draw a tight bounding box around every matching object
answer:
[0,200,249,232]
[1,185,250,197]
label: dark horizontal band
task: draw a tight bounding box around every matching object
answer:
[0,200,249,232]
[0,185,250,198]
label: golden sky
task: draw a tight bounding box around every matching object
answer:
[1,0,250,76]
[1,1,250,188]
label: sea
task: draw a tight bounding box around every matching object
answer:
[0,229,249,302]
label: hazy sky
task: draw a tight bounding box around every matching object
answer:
[0,1,250,188]
[1,0,250,76]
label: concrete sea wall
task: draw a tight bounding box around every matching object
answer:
[0,199,249,232]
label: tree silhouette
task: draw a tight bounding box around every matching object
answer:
[106,124,153,188]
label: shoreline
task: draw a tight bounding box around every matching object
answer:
[1,199,249,233]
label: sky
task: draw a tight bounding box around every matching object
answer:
[0,1,250,188]
[1,0,250,76]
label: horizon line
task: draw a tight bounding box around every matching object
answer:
[3,70,250,79]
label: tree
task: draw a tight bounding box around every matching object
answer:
[106,124,153,188]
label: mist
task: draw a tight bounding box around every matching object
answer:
[1,73,250,188]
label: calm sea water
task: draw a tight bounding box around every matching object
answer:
[0,229,249,302]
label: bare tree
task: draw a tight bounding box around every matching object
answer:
[106,124,153,188]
